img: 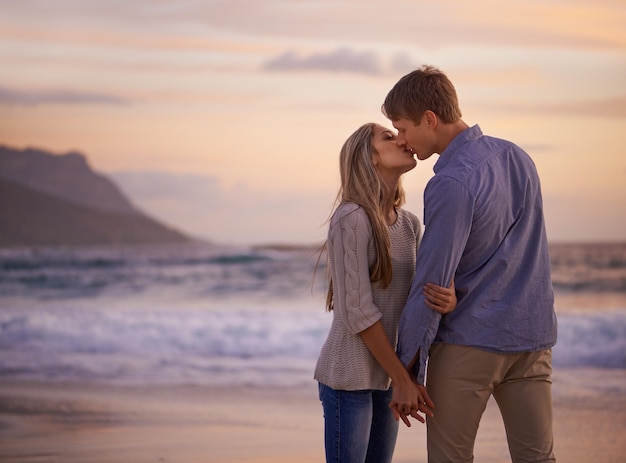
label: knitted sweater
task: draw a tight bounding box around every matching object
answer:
[314,202,421,391]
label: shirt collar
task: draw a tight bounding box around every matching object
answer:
[433,124,483,173]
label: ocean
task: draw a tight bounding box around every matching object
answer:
[1,242,625,388]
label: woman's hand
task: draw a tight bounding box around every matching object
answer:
[359,322,435,426]
[424,279,457,314]
[389,378,420,427]
[390,377,435,427]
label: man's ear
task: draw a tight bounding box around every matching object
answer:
[424,110,437,128]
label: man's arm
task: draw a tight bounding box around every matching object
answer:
[397,176,474,383]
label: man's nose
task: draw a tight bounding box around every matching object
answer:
[396,134,406,147]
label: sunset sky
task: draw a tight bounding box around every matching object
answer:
[1,0,625,245]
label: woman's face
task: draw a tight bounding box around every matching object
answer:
[371,125,417,175]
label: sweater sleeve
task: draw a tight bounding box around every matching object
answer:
[329,206,382,334]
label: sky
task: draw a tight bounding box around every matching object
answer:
[1,0,625,245]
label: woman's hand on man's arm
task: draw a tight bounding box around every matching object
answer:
[423,279,457,314]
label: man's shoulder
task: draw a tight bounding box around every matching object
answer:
[436,132,529,182]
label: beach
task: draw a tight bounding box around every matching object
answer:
[1,242,625,462]
[1,367,624,463]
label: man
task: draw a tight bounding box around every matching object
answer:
[382,65,557,463]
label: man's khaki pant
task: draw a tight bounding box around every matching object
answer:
[426,344,556,463]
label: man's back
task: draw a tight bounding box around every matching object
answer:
[429,127,557,351]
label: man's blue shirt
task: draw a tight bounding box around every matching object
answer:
[397,125,557,383]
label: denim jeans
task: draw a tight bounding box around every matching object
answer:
[318,382,399,463]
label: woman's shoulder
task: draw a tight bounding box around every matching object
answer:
[332,202,365,221]
[330,202,370,230]
[334,201,361,215]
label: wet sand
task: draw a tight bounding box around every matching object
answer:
[0,368,624,463]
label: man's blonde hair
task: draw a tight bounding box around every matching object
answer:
[382,65,462,124]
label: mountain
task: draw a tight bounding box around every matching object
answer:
[0,145,191,247]
[0,145,139,215]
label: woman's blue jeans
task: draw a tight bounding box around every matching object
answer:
[318,382,399,463]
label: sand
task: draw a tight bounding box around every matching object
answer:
[1,368,624,463]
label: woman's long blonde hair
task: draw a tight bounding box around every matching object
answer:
[323,122,407,311]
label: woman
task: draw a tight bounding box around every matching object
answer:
[314,123,456,463]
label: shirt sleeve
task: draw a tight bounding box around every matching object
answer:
[329,207,382,334]
[397,176,474,383]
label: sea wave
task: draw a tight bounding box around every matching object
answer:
[0,304,624,386]
[1,242,625,386]
[0,243,324,300]
[550,242,626,292]
[2,243,625,298]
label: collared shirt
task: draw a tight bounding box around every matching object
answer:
[397,125,557,384]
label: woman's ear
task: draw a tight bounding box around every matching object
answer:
[370,140,380,166]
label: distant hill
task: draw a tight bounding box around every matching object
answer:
[0,145,191,247]
[0,145,139,215]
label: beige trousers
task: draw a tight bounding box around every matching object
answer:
[426,344,556,463]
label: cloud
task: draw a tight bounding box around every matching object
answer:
[390,53,420,74]
[544,190,626,242]
[261,48,425,77]
[516,144,555,154]
[545,96,626,119]
[0,88,130,106]
[2,0,623,54]
[111,171,221,203]
[109,166,626,246]
[262,48,385,76]
[487,96,626,119]
[110,170,332,245]
[0,24,276,55]
[164,0,626,51]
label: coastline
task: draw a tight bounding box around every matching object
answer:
[1,368,624,463]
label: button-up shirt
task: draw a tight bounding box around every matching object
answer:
[397,125,557,384]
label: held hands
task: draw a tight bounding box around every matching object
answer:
[389,378,435,427]
[384,281,454,427]
[424,279,457,314]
